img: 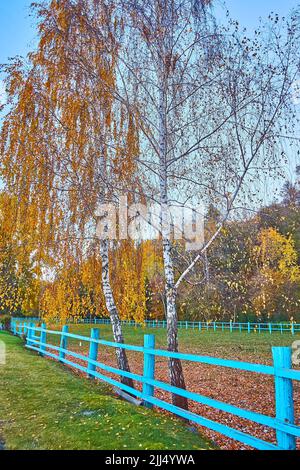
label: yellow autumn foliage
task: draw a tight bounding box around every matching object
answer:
[252,228,300,318]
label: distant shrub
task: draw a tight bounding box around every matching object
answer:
[1,314,12,331]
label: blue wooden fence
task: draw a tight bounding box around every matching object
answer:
[11,320,300,450]
[87,319,300,335]
[12,317,300,335]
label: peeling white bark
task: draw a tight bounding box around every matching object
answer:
[158,26,188,408]
[98,153,133,388]
[99,238,134,388]
[162,238,188,408]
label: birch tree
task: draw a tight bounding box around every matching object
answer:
[0,0,140,386]
[100,1,299,407]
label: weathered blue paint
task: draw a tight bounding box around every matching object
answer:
[142,334,156,408]
[27,322,34,346]
[39,323,47,356]
[272,347,296,450]
[59,325,69,362]
[87,328,99,379]
[31,323,36,345]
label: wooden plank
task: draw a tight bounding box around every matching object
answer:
[59,325,69,362]
[113,387,143,406]
[87,328,99,379]
[272,347,296,449]
[142,334,156,409]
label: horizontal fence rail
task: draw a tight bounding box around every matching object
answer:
[10,320,300,451]
[11,317,300,335]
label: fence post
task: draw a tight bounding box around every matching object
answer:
[27,323,33,347]
[39,323,47,356]
[142,334,156,409]
[230,321,233,333]
[248,322,250,334]
[29,322,35,347]
[291,322,295,336]
[269,323,272,335]
[272,347,296,450]
[13,321,17,335]
[59,325,69,362]
[87,328,99,379]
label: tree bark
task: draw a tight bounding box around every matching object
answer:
[163,238,189,410]
[157,21,188,407]
[99,239,134,389]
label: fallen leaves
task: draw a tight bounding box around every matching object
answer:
[46,343,300,450]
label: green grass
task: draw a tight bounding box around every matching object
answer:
[48,323,300,363]
[0,332,213,450]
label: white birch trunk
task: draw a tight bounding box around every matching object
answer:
[99,238,134,388]
[158,30,188,408]
[162,238,188,409]
[97,152,133,388]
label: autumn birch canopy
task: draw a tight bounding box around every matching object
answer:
[0,0,144,385]
[75,0,299,407]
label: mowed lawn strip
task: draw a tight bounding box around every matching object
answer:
[0,332,213,450]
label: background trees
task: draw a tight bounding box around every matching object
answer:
[174,182,300,323]
[0,0,143,384]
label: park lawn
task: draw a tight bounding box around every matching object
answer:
[47,323,300,363]
[0,332,213,451]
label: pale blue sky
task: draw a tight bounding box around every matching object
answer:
[0,0,299,63]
